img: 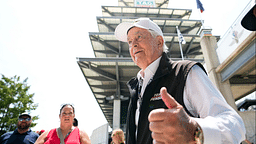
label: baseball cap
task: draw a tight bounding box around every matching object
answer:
[115,17,164,42]
[241,4,256,31]
[19,112,31,119]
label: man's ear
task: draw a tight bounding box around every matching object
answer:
[156,35,164,49]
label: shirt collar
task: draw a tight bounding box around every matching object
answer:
[137,56,162,80]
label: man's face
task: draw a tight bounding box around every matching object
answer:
[17,116,31,130]
[127,27,163,70]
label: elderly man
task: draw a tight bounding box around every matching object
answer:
[0,112,39,144]
[115,18,246,144]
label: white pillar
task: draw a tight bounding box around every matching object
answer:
[113,99,121,130]
[200,29,237,110]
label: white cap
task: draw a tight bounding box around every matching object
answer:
[115,17,163,42]
[19,112,31,118]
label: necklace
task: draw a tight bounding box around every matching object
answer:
[64,130,72,139]
[60,127,73,139]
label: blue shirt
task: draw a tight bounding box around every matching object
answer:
[0,128,39,144]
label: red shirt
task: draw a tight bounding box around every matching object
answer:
[44,127,80,144]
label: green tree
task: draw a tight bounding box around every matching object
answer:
[0,75,38,136]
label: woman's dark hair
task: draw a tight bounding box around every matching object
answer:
[73,118,78,126]
[60,104,75,114]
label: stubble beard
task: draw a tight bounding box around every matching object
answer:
[17,122,31,130]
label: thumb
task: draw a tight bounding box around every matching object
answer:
[161,87,179,109]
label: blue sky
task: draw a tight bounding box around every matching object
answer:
[0,0,251,136]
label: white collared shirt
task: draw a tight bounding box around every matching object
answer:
[137,56,161,98]
[135,58,246,143]
[135,56,161,137]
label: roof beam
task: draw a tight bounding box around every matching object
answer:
[77,57,134,62]
[184,37,195,55]
[157,0,168,7]
[94,50,130,57]
[86,76,112,81]
[229,75,256,84]
[78,61,116,81]
[182,23,201,34]
[119,0,129,7]
[168,37,175,51]
[86,76,134,83]
[91,84,116,89]
[90,35,119,54]
[102,6,113,16]
[187,46,201,54]
[95,91,130,96]
[97,18,115,32]
[179,10,191,19]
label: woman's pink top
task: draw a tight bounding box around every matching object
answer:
[44,127,80,144]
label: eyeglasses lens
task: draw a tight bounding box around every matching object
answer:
[18,118,31,121]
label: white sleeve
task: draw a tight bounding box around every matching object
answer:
[184,65,246,144]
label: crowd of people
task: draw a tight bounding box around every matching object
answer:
[0,104,91,144]
[0,3,255,144]
[0,110,126,144]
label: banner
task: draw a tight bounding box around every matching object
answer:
[134,0,155,7]
[176,26,186,44]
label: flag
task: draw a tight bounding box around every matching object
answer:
[176,26,186,44]
[196,0,204,13]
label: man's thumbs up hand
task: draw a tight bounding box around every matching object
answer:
[148,87,198,144]
[161,87,178,109]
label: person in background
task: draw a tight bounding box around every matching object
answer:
[0,112,39,144]
[114,17,246,144]
[108,137,112,144]
[36,130,45,136]
[241,4,256,31]
[34,104,91,144]
[73,118,78,127]
[111,129,125,144]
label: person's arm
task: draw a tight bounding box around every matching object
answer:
[184,65,246,143]
[79,129,91,144]
[34,130,49,144]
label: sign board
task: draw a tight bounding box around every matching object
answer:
[134,0,155,7]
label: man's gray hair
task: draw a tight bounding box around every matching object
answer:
[148,29,168,53]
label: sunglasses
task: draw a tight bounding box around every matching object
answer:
[18,118,31,121]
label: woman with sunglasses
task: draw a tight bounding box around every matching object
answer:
[35,104,91,144]
[111,129,125,144]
